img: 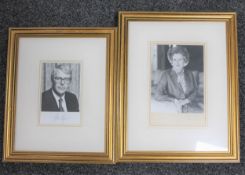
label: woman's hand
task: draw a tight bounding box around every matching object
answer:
[174,99,182,112]
[174,99,190,112]
[179,99,190,106]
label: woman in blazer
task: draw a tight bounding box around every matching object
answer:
[154,45,203,113]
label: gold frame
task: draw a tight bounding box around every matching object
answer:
[3,28,117,164]
[117,12,239,163]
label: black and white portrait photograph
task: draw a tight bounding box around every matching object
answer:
[40,62,81,125]
[151,44,204,114]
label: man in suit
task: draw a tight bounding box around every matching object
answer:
[42,63,79,112]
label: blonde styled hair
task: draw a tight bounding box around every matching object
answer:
[167,45,190,65]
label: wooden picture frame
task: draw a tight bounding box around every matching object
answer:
[117,12,239,163]
[3,28,117,163]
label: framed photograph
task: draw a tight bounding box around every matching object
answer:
[40,61,81,125]
[150,43,205,126]
[118,12,239,162]
[3,28,117,163]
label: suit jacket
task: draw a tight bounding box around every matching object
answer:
[42,88,79,112]
[155,69,199,102]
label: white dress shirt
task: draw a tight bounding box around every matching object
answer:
[52,90,68,112]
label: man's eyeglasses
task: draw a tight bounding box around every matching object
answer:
[54,77,71,83]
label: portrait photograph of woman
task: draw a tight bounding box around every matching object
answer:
[151,44,204,115]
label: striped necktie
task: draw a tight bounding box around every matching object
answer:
[59,98,64,112]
